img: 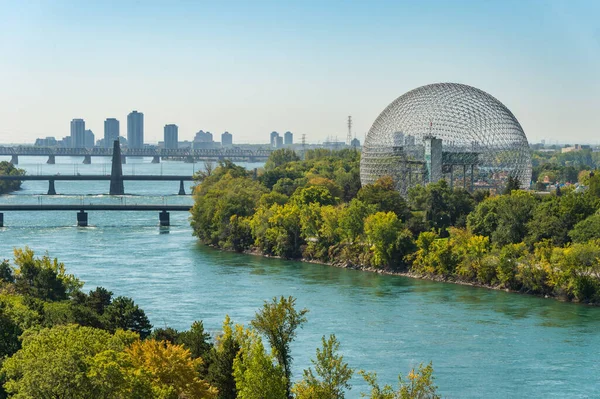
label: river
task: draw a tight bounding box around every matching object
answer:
[1,156,599,398]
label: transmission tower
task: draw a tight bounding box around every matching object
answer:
[347,116,352,146]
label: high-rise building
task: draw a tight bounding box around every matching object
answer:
[270,131,279,147]
[276,136,283,148]
[221,131,233,147]
[84,129,95,148]
[284,131,293,146]
[127,111,144,149]
[70,119,85,148]
[164,124,178,149]
[104,118,120,148]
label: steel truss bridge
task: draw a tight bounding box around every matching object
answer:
[0,146,273,164]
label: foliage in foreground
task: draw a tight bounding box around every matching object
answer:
[0,249,441,398]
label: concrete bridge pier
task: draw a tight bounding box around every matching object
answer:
[151,155,160,164]
[48,179,56,195]
[178,180,186,195]
[0,213,3,227]
[10,155,18,165]
[121,155,127,164]
[77,211,88,227]
[83,155,92,164]
[159,210,170,226]
[47,155,56,164]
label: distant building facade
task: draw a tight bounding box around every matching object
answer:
[70,119,85,148]
[221,131,233,147]
[127,111,144,149]
[84,129,95,148]
[284,131,293,146]
[351,137,361,148]
[164,124,178,149]
[104,118,120,148]
[34,137,58,147]
[193,130,217,149]
[270,131,279,147]
[275,136,283,148]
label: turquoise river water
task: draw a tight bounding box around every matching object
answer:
[0,156,599,398]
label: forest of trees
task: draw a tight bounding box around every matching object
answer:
[0,248,440,398]
[0,162,24,194]
[191,149,600,304]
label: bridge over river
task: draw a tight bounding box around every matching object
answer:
[0,146,272,164]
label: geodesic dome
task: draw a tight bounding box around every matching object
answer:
[360,83,532,195]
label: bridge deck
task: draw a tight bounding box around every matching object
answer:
[0,175,194,181]
[0,205,192,211]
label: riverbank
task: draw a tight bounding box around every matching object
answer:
[233,245,598,306]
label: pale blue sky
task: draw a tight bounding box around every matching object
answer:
[1,0,599,144]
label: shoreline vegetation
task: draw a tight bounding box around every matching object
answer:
[191,148,600,306]
[0,248,440,398]
[0,161,24,195]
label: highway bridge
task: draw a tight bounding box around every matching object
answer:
[0,146,273,164]
[0,204,192,227]
[0,174,195,195]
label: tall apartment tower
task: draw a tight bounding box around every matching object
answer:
[104,118,120,148]
[270,131,279,147]
[70,119,85,148]
[164,124,178,149]
[221,131,233,147]
[284,131,293,146]
[127,111,144,149]
[84,129,95,148]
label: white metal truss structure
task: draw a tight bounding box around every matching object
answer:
[360,83,532,195]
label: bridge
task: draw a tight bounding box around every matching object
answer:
[0,146,273,164]
[0,175,195,195]
[0,204,192,227]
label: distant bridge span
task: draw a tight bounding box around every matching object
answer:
[0,204,193,227]
[0,146,272,164]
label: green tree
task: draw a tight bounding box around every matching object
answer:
[102,296,152,339]
[207,316,241,399]
[0,161,25,194]
[357,177,409,220]
[265,148,301,170]
[1,325,138,398]
[359,363,440,399]
[233,330,287,399]
[503,175,522,194]
[364,212,414,269]
[251,296,308,399]
[569,214,600,243]
[292,335,353,399]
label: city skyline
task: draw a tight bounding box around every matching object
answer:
[1,1,599,144]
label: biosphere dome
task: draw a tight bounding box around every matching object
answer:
[359,83,532,195]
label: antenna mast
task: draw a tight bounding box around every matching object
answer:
[347,116,352,146]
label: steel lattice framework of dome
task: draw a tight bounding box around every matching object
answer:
[360,83,532,195]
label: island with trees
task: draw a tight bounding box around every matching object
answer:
[0,162,24,195]
[191,149,600,304]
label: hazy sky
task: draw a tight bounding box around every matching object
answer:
[1,0,599,144]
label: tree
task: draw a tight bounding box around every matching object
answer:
[207,316,241,399]
[251,296,308,399]
[12,247,82,302]
[0,260,14,284]
[233,330,287,399]
[1,325,138,398]
[0,161,25,194]
[178,320,212,360]
[359,363,440,399]
[569,214,600,243]
[503,175,521,194]
[357,177,409,220]
[364,212,414,269]
[292,335,353,399]
[102,296,152,339]
[125,339,217,398]
[265,148,301,170]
